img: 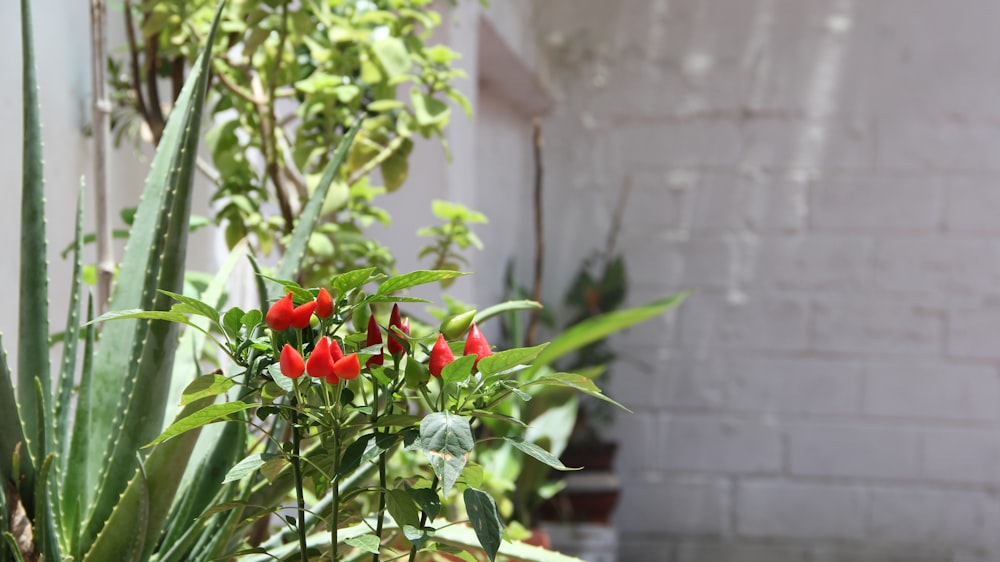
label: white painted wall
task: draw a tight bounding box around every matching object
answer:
[533,0,1000,560]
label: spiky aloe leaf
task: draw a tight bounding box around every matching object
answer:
[33,452,60,562]
[63,296,96,558]
[80,397,214,562]
[56,185,86,462]
[17,0,50,480]
[0,336,33,517]
[272,119,361,289]
[80,0,227,552]
[153,416,245,561]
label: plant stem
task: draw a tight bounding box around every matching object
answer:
[89,0,114,314]
[406,475,439,562]
[290,383,309,562]
[525,119,545,346]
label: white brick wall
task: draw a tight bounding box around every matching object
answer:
[534,0,1000,558]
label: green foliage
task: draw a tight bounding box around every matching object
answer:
[418,200,489,284]
[112,0,474,286]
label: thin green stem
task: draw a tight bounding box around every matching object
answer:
[290,381,309,562]
[406,475,439,562]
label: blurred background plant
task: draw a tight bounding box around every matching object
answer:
[109,0,472,285]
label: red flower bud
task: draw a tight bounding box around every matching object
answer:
[366,314,384,368]
[387,304,407,356]
[316,287,334,319]
[307,337,336,379]
[463,323,492,368]
[266,293,294,331]
[429,334,455,377]
[329,338,344,362]
[279,344,305,379]
[325,372,340,385]
[334,353,361,380]
[290,300,317,330]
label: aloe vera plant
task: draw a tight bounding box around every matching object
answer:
[0,1,241,560]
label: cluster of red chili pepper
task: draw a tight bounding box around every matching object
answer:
[266,289,493,383]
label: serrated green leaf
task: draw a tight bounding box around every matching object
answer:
[180,375,235,406]
[275,120,361,289]
[17,0,50,473]
[145,402,256,448]
[84,4,227,540]
[418,412,474,495]
[377,270,468,295]
[463,488,503,562]
[476,344,548,376]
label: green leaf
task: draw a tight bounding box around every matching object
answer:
[411,87,450,127]
[82,397,221,562]
[476,344,548,377]
[406,485,441,521]
[371,37,411,78]
[17,0,50,472]
[434,524,586,562]
[159,289,221,323]
[275,119,361,289]
[386,489,420,529]
[418,412,474,495]
[145,402,256,448]
[473,300,542,326]
[367,99,405,113]
[503,437,578,471]
[333,267,378,296]
[34,454,63,562]
[180,375,235,406]
[83,2,227,545]
[56,185,86,467]
[441,354,476,385]
[524,373,630,412]
[528,293,688,376]
[222,453,278,483]
[378,270,468,295]
[0,334,32,518]
[63,297,96,556]
[463,488,503,562]
[345,534,381,554]
[337,434,375,478]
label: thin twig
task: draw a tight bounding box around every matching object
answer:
[604,175,633,266]
[141,14,165,144]
[122,0,150,130]
[90,0,114,314]
[525,119,544,346]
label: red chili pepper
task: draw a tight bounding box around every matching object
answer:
[429,334,455,377]
[266,293,294,331]
[316,287,334,319]
[290,300,317,330]
[463,323,492,368]
[387,304,407,356]
[366,314,384,368]
[334,353,360,380]
[329,338,344,362]
[279,344,305,379]
[307,336,336,379]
